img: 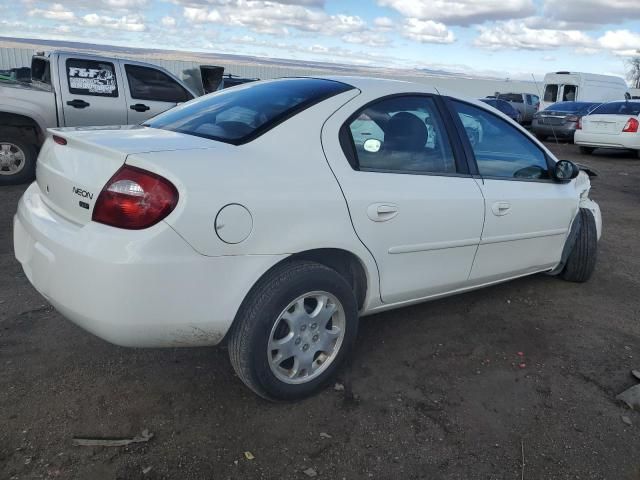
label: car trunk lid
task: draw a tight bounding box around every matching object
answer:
[581,114,633,135]
[37,125,215,225]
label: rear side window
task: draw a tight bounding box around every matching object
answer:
[346,96,457,175]
[66,58,118,97]
[544,84,558,102]
[591,102,640,116]
[145,78,354,145]
[125,64,192,103]
[562,85,577,101]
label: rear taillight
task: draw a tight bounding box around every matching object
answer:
[52,135,67,145]
[622,117,639,133]
[566,115,579,122]
[92,165,178,230]
[576,117,582,130]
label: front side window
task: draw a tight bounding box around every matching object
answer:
[145,78,354,144]
[544,84,558,103]
[66,58,118,97]
[452,100,550,180]
[346,96,457,175]
[125,64,192,103]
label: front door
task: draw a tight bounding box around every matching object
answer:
[448,99,578,283]
[120,62,194,123]
[322,94,485,304]
[58,55,127,127]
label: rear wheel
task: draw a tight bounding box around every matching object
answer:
[535,133,547,141]
[228,261,358,401]
[561,208,598,283]
[0,133,37,185]
[579,146,596,155]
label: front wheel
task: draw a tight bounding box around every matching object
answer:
[228,261,358,401]
[579,146,596,155]
[561,208,598,282]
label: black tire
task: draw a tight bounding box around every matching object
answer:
[579,146,596,155]
[228,261,359,401]
[0,133,37,186]
[561,208,598,283]
[535,133,547,141]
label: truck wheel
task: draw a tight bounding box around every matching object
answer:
[0,135,37,185]
[561,208,597,283]
[535,133,547,141]
[228,261,358,401]
[579,146,595,155]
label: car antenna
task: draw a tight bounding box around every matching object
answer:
[531,73,560,145]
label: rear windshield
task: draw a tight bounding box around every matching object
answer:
[144,78,354,145]
[497,93,523,103]
[591,102,640,116]
[547,102,599,113]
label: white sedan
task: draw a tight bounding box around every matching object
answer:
[14,77,601,400]
[575,101,640,157]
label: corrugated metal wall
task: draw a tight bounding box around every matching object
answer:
[0,46,543,98]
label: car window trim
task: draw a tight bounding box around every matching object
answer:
[339,92,471,177]
[443,96,557,183]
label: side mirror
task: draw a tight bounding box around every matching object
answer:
[554,160,580,182]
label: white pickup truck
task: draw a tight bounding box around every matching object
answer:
[1,50,198,185]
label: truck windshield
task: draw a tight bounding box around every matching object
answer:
[144,78,354,145]
[544,84,558,102]
[497,93,523,103]
[591,102,640,116]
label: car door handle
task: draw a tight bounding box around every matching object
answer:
[66,99,90,109]
[367,203,398,222]
[130,103,151,112]
[492,201,512,216]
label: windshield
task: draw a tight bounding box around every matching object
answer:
[591,102,640,116]
[544,84,558,102]
[144,78,354,145]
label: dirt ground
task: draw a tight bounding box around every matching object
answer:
[1,142,639,480]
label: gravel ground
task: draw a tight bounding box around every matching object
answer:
[1,142,639,480]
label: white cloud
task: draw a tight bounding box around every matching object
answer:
[342,31,391,47]
[373,16,394,30]
[28,3,75,21]
[474,20,594,50]
[161,15,176,27]
[82,13,146,31]
[543,0,640,25]
[181,1,367,37]
[598,30,640,56]
[378,0,535,26]
[403,18,455,44]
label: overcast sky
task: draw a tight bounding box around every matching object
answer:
[1,0,639,80]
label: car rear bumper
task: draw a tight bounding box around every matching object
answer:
[574,131,640,149]
[14,182,285,348]
[531,122,576,138]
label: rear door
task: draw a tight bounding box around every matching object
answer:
[447,99,577,282]
[322,92,485,304]
[58,54,127,127]
[120,61,194,123]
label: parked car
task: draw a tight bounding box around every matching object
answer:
[574,101,640,157]
[14,77,602,400]
[487,93,539,123]
[0,50,197,185]
[532,101,601,142]
[479,98,521,123]
[540,71,629,111]
[219,73,259,89]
